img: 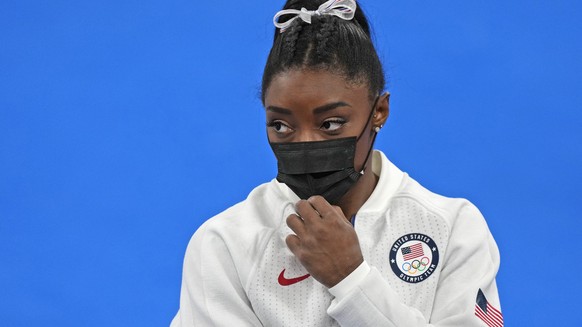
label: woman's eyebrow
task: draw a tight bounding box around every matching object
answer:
[266,106,292,115]
[266,101,351,115]
[313,101,351,114]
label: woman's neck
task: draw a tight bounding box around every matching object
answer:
[338,162,379,220]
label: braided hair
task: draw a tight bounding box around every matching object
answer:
[261,0,385,103]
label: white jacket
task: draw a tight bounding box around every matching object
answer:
[171,151,503,326]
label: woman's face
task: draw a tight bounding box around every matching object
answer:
[264,69,389,171]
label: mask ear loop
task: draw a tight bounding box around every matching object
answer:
[356,96,380,175]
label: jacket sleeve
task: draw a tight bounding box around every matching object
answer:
[326,203,503,327]
[170,223,263,327]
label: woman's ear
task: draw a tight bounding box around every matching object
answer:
[372,92,390,130]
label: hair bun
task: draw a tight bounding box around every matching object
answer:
[278,0,371,38]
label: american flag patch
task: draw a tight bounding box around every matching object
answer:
[401,242,424,261]
[475,289,503,327]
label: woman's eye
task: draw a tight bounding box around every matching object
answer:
[321,119,345,131]
[268,121,292,134]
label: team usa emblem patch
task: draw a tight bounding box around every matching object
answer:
[389,233,439,283]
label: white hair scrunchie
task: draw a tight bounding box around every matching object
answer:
[273,0,357,33]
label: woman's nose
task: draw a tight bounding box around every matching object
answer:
[294,129,324,143]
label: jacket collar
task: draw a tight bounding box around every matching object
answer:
[358,150,405,215]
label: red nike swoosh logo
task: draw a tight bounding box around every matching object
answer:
[278,269,310,286]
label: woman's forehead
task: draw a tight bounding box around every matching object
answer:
[264,69,370,108]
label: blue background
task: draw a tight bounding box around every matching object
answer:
[1,0,580,325]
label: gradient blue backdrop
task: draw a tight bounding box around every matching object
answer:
[1,0,580,325]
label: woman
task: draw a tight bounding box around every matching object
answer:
[171,0,503,326]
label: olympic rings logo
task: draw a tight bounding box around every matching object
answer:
[401,257,430,275]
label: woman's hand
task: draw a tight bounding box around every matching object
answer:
[286,195,364,288]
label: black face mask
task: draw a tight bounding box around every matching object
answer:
[269,99,378,204]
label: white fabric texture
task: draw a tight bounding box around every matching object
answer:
[170,150,502,326]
